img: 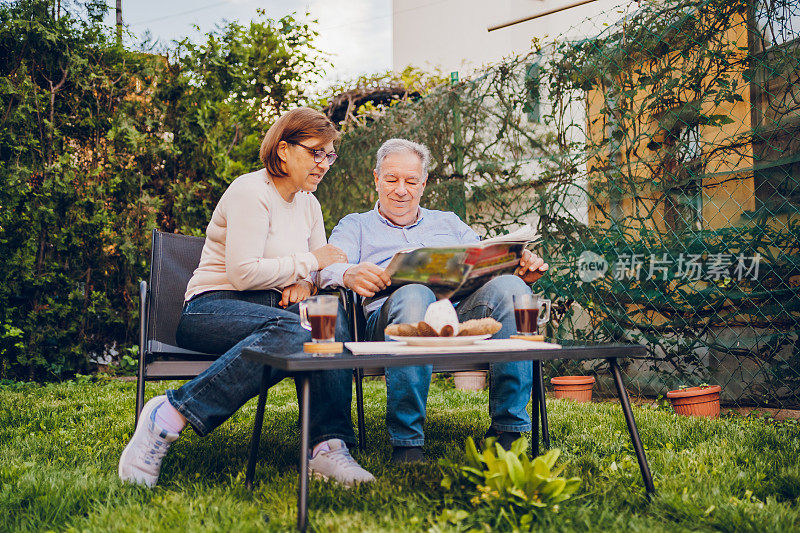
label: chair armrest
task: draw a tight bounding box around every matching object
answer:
[139,280,148,362]
[135,280,149,424]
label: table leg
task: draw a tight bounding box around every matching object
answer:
[298,375,311,531]
[608,357,655,495]
[245,365,269,490]
[531,362,540,457]
[537,361,550,449]
[355,368,366,452]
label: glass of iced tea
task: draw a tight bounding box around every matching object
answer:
[513,294,551,335]
[299,295,338,342]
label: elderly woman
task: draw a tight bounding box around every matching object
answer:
[118,108,373,488]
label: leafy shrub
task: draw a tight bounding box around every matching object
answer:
[0,0,325,379]
[435,437,581,530]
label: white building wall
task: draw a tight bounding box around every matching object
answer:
[393,0,624,76]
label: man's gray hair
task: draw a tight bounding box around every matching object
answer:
[375,138,431,179]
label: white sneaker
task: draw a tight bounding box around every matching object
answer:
[308,439,375,487]
[118,395,180,487]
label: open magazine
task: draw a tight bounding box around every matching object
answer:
[366,224,540,303]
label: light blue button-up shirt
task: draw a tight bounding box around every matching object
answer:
[318,203,480,313]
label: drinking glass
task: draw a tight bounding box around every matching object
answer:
[512,293,551,335]
[299,295,339,342]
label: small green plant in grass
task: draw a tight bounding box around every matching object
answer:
[436,437,581,530]
[73,373,111,384]
[118,345,139,374]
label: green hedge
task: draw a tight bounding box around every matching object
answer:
[0,0,324,379]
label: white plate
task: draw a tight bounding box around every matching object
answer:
[387,334,492,346]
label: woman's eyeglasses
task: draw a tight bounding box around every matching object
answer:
[289,141,338,165]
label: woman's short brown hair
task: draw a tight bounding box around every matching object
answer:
[259,107,340,178]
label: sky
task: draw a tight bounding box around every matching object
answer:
[103,0,392,88]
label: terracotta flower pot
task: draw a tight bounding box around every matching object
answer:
[551,375,595,402]
[454,371,486,391]
[666,385,721,418]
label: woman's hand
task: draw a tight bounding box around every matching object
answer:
[312,244,348,270]
[279,280,314,307]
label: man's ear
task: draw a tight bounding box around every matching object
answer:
[277,140,289,163]
[373,169,380,190]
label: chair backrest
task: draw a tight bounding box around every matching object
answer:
[146,229,205,348]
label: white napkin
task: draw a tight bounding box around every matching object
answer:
[423,299,459,336]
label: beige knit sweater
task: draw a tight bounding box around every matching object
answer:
[184,168,325,301]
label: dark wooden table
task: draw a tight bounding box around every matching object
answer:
[242,341,654,531]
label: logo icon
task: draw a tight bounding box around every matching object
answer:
[578,251,608,282]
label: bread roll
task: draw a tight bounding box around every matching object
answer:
[458,317,502,336]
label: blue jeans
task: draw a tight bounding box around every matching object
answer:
[366,275,533,447]
[169,290,355,447]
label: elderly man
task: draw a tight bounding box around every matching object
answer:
[318,138,548,464]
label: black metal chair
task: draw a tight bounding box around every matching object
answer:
[135,229,217,425]
[342,289,552,454]
[137,229,354,491]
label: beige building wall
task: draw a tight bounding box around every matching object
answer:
[585,10,758,232]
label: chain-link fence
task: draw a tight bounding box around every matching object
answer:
[320,0,800,410]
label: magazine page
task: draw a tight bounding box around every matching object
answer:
[364,225,538,304]
[463,242,525,274]
[371,241,527,301]
[449,242,526,299]
[450,264,518,299]
[383,247,470,286]
[479,224,540,246]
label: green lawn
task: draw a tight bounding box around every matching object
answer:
[1,377,798,532]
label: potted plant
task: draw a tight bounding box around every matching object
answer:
[551,375,595,402]
[454,370,486,391]
[666,384,721,418]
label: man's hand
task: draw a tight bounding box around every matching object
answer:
[515,249,549,284]
[279,280,313,307]
[343,263,391,298]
